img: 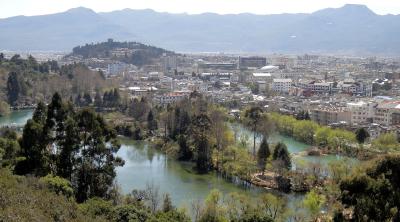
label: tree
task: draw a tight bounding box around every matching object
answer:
[210,107,229,169]
[75,94,82,106]
[75,108,125,202]
[372,133,400,151]
[162,194,174,212]
[257,136,270,175]
[32,101,47,124]
[355,128,370,144]
[147,110,158,133]
[57,116,80,180]
[199,189,226,222]
[0,101,10,116]
[94,91,103,107]
[113,88,121,107]
[296,110,310,120]
[177,135,192,161]
[244,106,263,157]
[336,155,400,221]
[83,93,93,106]
[191,113,212,173]
[272,142,291,170]
[16,119,49,176]
[303,189,326,222]
[6,72,21,105]
[0,137,20,166]
[260,193,285,220]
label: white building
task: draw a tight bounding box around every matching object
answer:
[251,73,272,82]
[154,91,190,105]
[347,101,376,126]
[107,62,128,76]
[297,81,334,93]
[374,101,400,126]
[272,79,292,93]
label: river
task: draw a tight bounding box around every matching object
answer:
[0,110,355,208]
[230,123,359,169]
[0,109,33,127]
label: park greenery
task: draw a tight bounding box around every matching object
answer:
[2,93,400,220]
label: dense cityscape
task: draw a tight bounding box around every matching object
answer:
[1,2,400,222]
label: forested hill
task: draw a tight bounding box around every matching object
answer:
[0,53,115,107]
[69,40,175,66]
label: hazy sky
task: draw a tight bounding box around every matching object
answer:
[1,0,400,18]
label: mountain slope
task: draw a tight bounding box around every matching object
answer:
[0,7,135,51]
[0,4,399,55]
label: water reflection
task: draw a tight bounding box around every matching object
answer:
[116,140,266,207]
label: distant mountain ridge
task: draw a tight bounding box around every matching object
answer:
[1,4,400,55]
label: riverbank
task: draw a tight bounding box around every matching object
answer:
[143,136,331,194]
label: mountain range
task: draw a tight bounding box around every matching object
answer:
[1,4,399,55]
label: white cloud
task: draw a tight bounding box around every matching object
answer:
[0,0,400,18]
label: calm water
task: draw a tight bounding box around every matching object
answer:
[0,109,33,127]
[115,139,274,207]
[231,123,358,168]
[1,110,353,208]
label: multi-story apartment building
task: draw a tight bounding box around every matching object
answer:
[251,73,272,82]
[374,101,400,126]
[310,107,351,125]
[297,80,334,94]
[272,79,292,93]
[154,91,190,105]
[340,82,373,97]
[346,101,376,126]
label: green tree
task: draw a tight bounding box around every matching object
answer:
[75,108,125,202]
[94,91,103,107]
[244,106,263,157]
[191,113,212,173]
[32,101,47,124]
[6,72,21,105]
[272,142,291,170]
[0,101,10,116]
[147,110,158,133]
[355,128,370,144]
[0,137,20,166]
[303,189,326,222]
[337,155,400,221]
[57,116,80,180]
[260,193,285,220]
[372,133,400,151]
[199,189,226,222]
[257,136,270,175]
[177,135,192,161]
[83,92,93,106]
[16,119,49,176]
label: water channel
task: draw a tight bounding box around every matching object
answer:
[1,110,357,208]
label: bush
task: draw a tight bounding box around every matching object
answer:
[0,169,98,222]
[40,174,74,198]
[78,197,113,219]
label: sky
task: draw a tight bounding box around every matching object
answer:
[1,0,400,18]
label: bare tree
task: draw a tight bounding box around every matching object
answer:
[191,199,204,222]
[145,182,160,213]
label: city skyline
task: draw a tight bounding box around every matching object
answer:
[1,0,400,18]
